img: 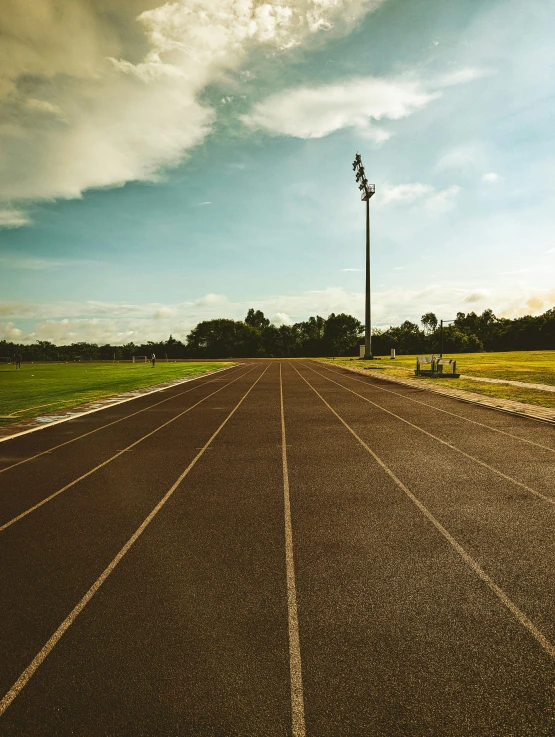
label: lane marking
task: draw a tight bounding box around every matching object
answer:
[0,364,270,718]
[314,362,555,454]
[0,364,239,446]
[0,367,257,533]
[0,402,65,418]
[293,365,555,659]
[280,364,306,737]
[303,363,555,508]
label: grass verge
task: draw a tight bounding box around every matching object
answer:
[0,362,232,424]
[319,351,555,409]
[420,377,555,409]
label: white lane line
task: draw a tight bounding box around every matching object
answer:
[314,362,555,454]
[293,365,555,660]
[0,366,258,534]
[0,365,270,717]
[280,364,306,737]
[0,365,245,474]
[303,363,555,508]
[0,364,239,445]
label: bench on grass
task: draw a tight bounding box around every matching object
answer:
[415,356,460,379]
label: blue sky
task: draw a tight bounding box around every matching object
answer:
[1,0,554,345]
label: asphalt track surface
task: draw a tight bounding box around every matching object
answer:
[0,360,554,736]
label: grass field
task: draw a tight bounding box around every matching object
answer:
[0,361,231,424]
[320,351,555,409]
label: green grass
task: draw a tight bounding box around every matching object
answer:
[319,350,555,409]
[0,361,231,424]
[429,377,555,408]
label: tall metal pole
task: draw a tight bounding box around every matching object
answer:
[365,196,372,358]
[352,153,375,360]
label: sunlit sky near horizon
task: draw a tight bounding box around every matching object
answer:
[1,0,554,345]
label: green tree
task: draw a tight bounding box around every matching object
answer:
[421,312,438,334]
[245,309,270,330]
[297,315,326,356]
[186,319,256,358]
[324,313,364,357]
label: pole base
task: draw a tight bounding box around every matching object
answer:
[363,354,373,360]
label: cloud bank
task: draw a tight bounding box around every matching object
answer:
[240,69,484,139]
[2,283,553,345]
[0,0,385,225]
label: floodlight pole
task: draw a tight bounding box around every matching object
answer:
[352,153,375,359]
[365,196,371,359]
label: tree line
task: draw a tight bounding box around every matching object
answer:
[1,307,553,361]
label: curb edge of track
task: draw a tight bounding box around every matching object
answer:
[314,361,555,428]
[0,364,241,444]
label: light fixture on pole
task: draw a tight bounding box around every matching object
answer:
[439,318,456,357]
[352,153,375,359]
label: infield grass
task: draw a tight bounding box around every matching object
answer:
[320,350,555,409]
[0,361,231,424]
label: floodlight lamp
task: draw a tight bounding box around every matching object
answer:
[355,169,365,182]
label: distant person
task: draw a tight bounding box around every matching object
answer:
[151,353,156,367]
[15,353,22,369]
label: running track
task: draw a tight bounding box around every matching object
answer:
[0,360,554,735]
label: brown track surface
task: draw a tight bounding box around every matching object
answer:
[0,360,553,735]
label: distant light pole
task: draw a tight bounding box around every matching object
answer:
[352,153,376,359]
[439,318,456,357]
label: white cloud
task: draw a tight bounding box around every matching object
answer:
[482,171,501,183]
[240,67,484,140]
[463,292,488,304]
[240,76,438,139]
[0,208,31,228]
[342,267,363,272]
[153,306,179,319]
[0,322,23,341]
[0,0,386,223]
[381,182,433,205]
[193,293,228,307]
[272,312,293,326]
[380,182,460,213]
[435,67,489,87]
[2,282,554,344]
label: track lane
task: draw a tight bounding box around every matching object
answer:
[314,361,555,449]
[305,362,555,503]
[284,362,555,736]
[0,364,299,736]
[0,366,257,530]
[0,364,243,471]
[0,366,268,704]
[295,363,555,644]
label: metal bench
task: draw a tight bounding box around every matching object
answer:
[415,356,460,378]
[415,356,433,375]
